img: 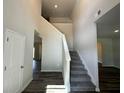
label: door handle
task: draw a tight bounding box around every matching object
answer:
[21,66,24,69]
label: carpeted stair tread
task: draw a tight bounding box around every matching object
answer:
[70,51,96,92]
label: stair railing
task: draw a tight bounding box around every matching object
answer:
[62,34,71,93]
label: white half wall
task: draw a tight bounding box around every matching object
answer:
[52,23,73,51]
[72,0,120,91]
[39,17,63,72]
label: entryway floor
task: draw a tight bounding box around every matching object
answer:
[22,60,65,93]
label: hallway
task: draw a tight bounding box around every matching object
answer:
[3,0,120,93]
[22,60,65,93]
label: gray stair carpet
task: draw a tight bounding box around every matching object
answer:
[70,51,96,93]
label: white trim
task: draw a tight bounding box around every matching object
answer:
[19,78,33,93]
[113,65,120,69]
[65,83,70,93]
[95,87,100,92]
[77,50,96,85]
[41,70,62,72]
[98,60,103,63]
[6,28,25,37]
[77,50,100,91]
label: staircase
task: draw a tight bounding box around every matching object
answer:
[70,51,96,93]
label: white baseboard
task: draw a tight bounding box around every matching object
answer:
[113,66,120,69]
[98,61,102,64]
[77,50,99,90]
[95,87,100,92]
[20,78,33,93]
[77,50,96,84]
[41,70,62,72]
[65,83,70,93]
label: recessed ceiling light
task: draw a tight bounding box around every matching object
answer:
[114,30,119,33]
[54,5,58,8]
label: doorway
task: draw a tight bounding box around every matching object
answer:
[33,31,42,79]
[96,4,120,92]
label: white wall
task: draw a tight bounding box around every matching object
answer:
[112,38,120,68]
[27,0,64,72]
[98,38,120,68]
[98,38,114,66]
[39,17,63,72]
[3,0,37,91]
[52,23,73,50]
[72,0,119,91]
[4,0,64,92]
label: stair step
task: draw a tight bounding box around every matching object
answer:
[71,60,82,63]
[71,56,80,59]
[71,74,91,79]
[70,54,79,57]
[71,58,81,61]
[71,61,82,65]
[71,81,95,87]
[71,54,80,57]
[71,86,95,91]
[71,72,89,76]
[71,66,86,71]
[71,65,84,69]
[71,67,85,71]
[71,76,91,82]
[71,70,87,74]
[70,51,78,55]
[70,51,96,92]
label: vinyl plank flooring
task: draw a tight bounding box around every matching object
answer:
[22,60,64,93]
[23,60,120,93]
[99,63,120,93]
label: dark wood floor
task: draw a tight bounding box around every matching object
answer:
[22,60,64,93]
[22,61,120,93]
[98,63,120,93]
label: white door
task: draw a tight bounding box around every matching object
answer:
[3,29,25,93]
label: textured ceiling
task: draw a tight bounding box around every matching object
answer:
[42,0,76,19]
[96,4,120,38]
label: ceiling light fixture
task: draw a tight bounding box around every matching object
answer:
[54,5,58,8]
[114,30,119,33]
